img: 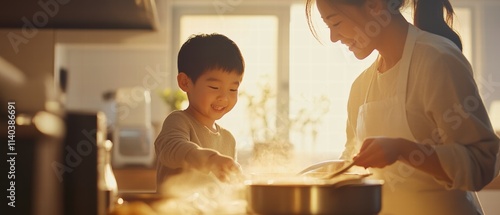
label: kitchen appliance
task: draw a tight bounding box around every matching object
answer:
[2,111,64,215]
[245,177,383,215]
[63,111,117,215]
[112,87,155,167]
[113,125,154,167]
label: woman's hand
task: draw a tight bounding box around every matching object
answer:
[353,137,411,168]
[353,137,452,182]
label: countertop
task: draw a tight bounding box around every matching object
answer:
[486,176,500,189]
[113,167,500,192]
[113,167,500,214]
[114,167,157,192]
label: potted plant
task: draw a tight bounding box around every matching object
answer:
[160,88,187,111]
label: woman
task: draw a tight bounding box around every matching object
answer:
[306,0,500,214]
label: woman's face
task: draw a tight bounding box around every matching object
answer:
[316,0,379,59]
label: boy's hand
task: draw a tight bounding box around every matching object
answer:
[186,148,242,182]
[207,153,242,182]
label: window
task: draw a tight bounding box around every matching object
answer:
[173,2,474,162]
[289,4,377,157]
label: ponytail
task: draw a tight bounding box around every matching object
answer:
[413,0,463,51]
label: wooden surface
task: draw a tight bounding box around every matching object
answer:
[485,175,500,189]
[114,168,157,192]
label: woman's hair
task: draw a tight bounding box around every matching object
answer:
[305,0,462,51]
[413,0,462,50]
[177,33,245,83]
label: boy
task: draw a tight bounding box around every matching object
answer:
[155,33,245,189]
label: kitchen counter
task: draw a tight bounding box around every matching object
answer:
[486,175,500,189]
[112,167,500,214]
[114,167,156,192]
[113,167,500,193]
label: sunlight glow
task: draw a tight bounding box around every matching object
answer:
[178,4,473,161]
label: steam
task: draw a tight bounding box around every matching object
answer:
[153,169,246,215]
[245,142,299,173]
[147,144,341,214]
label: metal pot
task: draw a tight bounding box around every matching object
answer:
[245,178,382,215]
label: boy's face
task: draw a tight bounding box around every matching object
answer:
[181,68,243,127]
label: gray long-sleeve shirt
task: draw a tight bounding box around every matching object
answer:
[155,110,236,189]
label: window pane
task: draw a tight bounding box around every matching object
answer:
[289,4,377,158]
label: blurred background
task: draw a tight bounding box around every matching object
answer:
[1,0,500,214]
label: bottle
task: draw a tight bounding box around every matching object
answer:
[98,139,119,214]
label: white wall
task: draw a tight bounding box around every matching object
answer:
[55,0,173,126]
[60,45,170,125]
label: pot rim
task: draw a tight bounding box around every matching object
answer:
[245,178,384,187]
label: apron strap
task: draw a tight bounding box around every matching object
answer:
[397,25,418,103]
[363,24,418,105]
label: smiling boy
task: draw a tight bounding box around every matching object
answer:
[155,33,245,189]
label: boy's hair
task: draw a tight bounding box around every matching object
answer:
[177,33,245,83]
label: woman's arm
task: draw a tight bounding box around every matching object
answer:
[354,137,452,183]
[355,44,499,191]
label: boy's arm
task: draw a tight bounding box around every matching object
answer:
[155,112,241,181]
[184,148,218,170]
[155,113,199,168]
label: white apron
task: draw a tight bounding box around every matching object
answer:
[356,25,483,215]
